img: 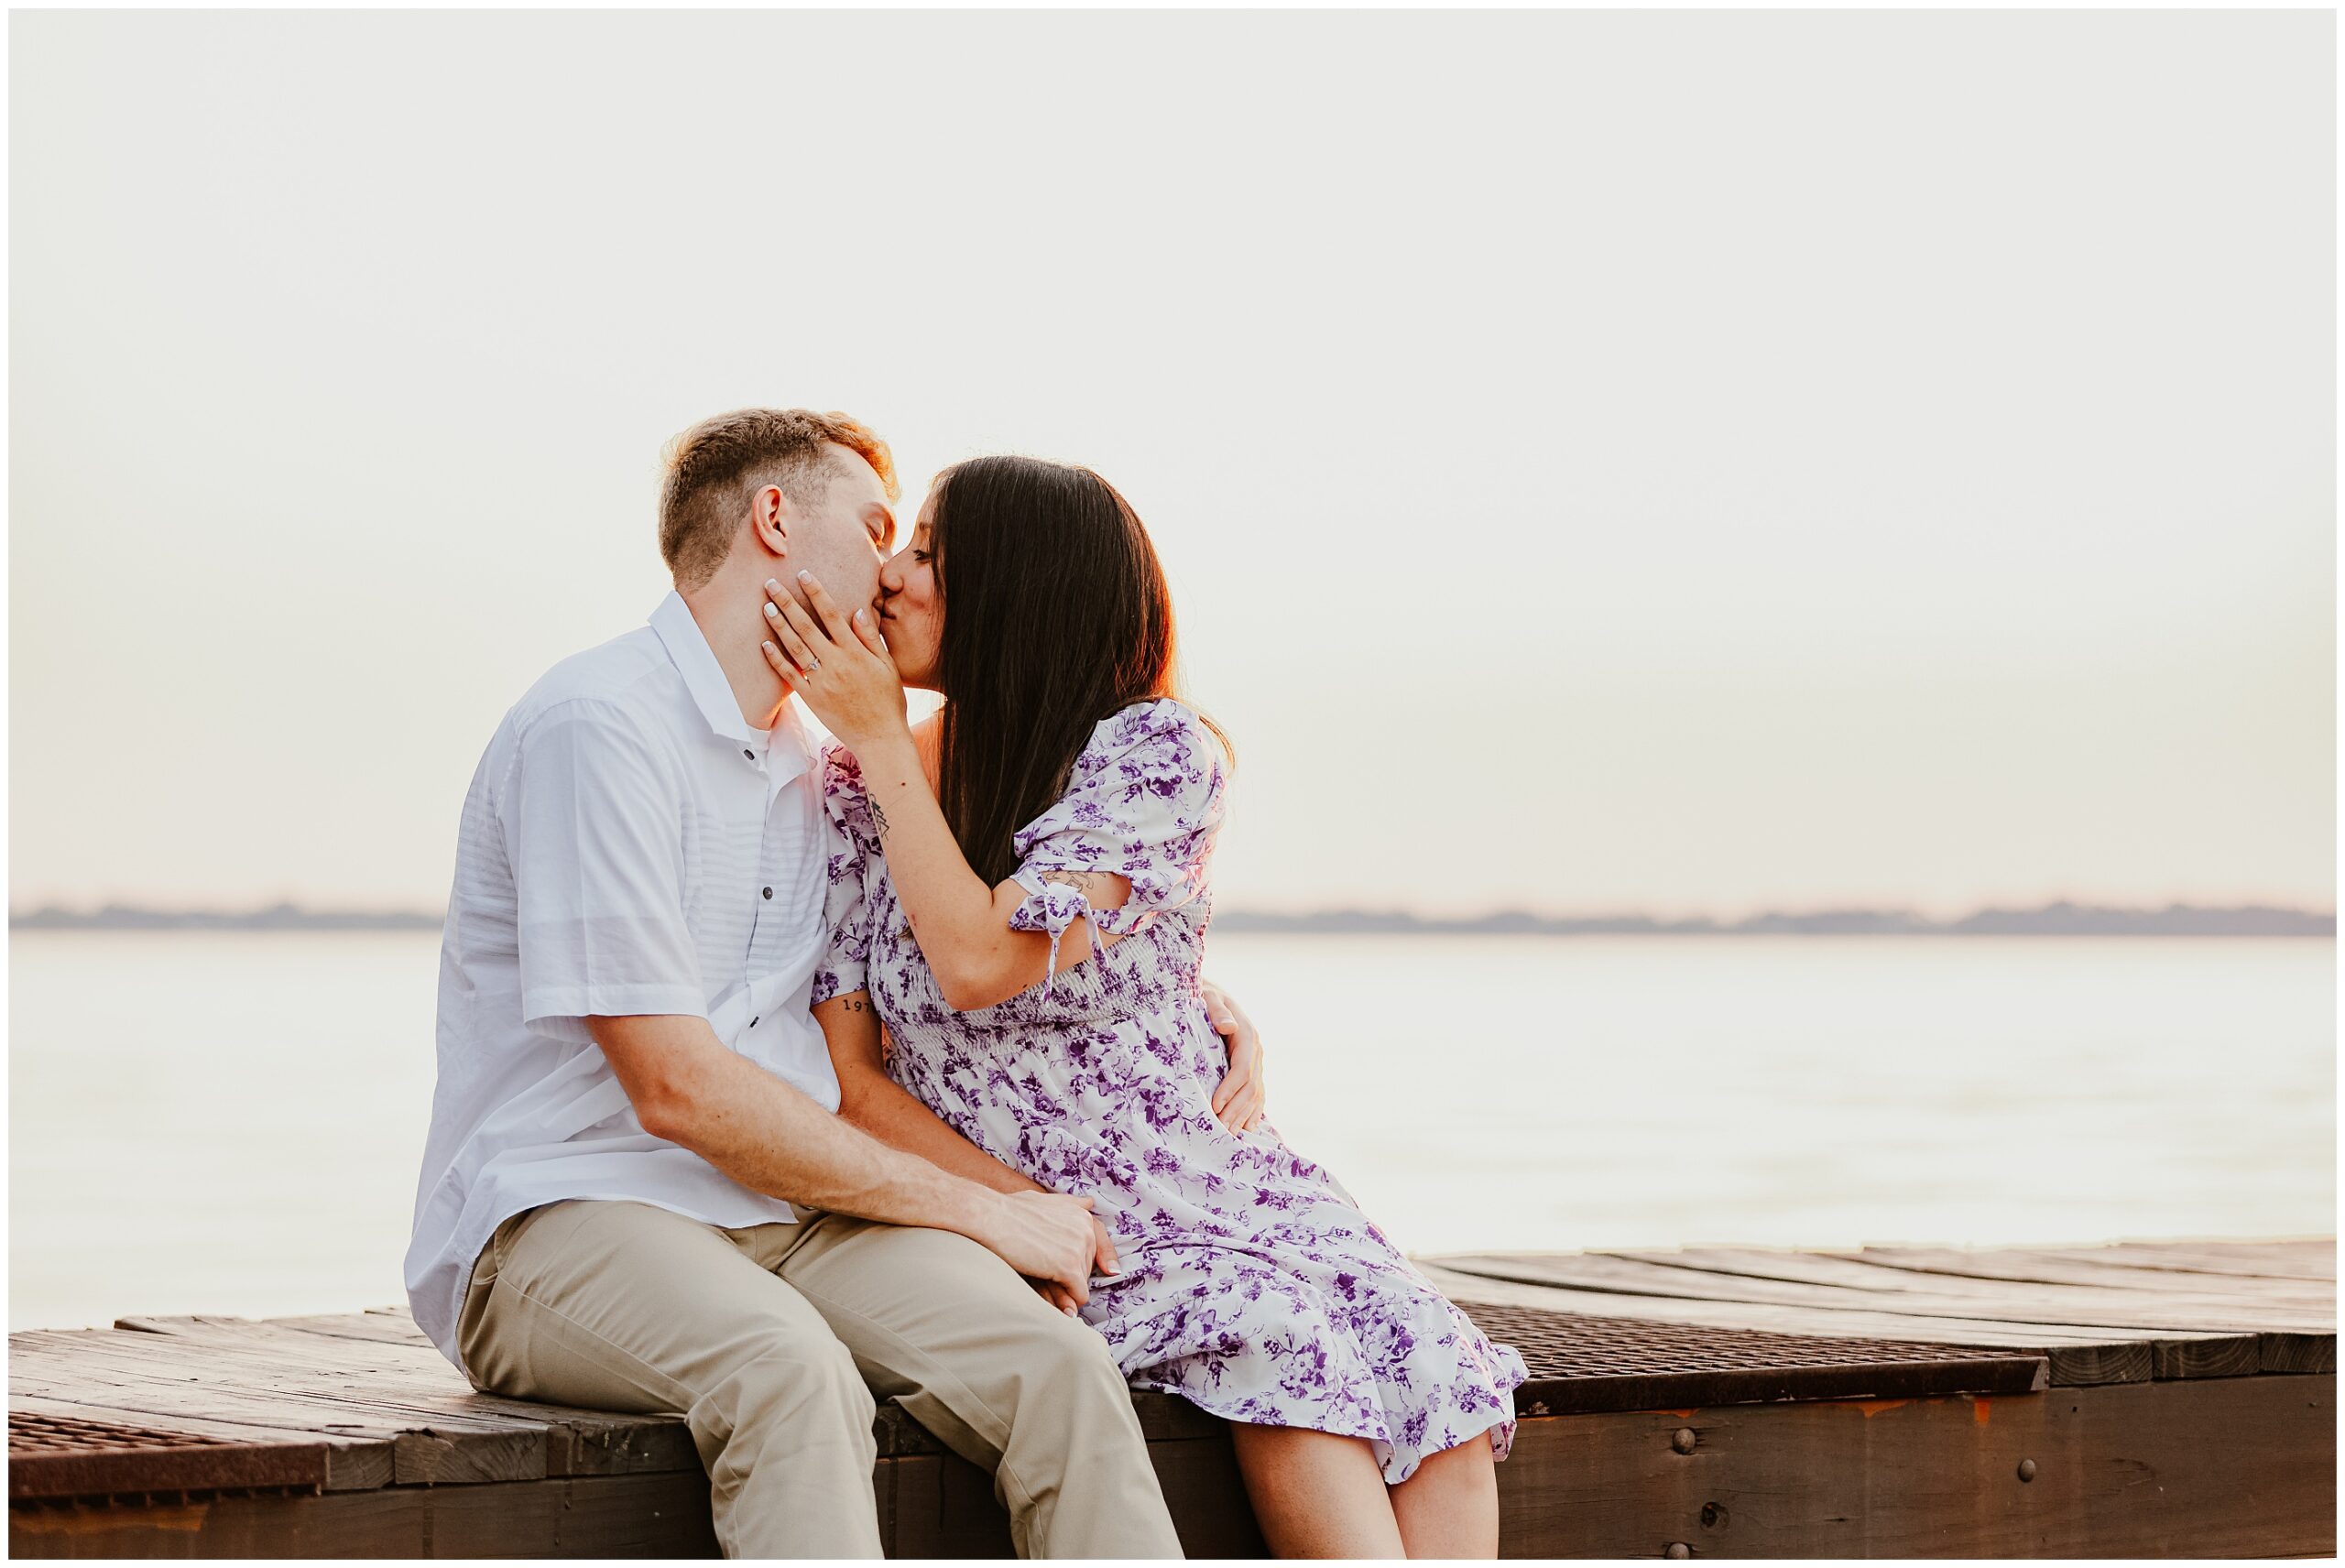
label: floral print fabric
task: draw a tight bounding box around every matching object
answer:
[813,698,1526,1482]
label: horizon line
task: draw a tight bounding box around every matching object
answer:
[9,898,2334,938]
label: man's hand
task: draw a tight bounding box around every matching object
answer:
[1203,979,1266,1132]
[976,1189,1101,1305]
[1036,1213,1121,1317]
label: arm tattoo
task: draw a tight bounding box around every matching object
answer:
[868,796,891,841]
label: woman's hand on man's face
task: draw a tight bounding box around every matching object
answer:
[761,571,910,750]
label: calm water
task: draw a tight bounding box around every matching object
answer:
[9,931,2334,1331]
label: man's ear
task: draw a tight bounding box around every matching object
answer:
[747,484,791,561]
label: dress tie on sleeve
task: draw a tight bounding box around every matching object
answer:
[1007,875,1093,996]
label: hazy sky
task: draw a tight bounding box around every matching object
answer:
[10,9,2334,919]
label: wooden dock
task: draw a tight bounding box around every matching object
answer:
[10,1236,2333,1558]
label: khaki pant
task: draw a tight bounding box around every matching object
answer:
[456,1198,1182,1559]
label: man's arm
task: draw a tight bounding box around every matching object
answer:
[813,994,1119,1312]
[813,996,1045,1196]
[587,1012,1102,1301]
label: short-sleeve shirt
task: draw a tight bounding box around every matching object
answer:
[405,592,837,1367]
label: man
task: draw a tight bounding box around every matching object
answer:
[406,408,1268,1558]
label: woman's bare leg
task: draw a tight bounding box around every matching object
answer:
[1228,1422,1406,1558]
[1390,1433,1500,1558]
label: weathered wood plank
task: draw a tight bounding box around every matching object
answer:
[874,1437,1259,1556]
[116,1315,729,1473]
[11,1336,555,1485]
[81,1312,1082,1472]
[9,1415,329,1502]
[1474,1249,2338,1334]
[14,1241,2329,1557]
[9,1469,722,1558]
[12,1337,547,1440]
[9,1396,396,1494]
[1436,1250,2316,1377]
[1996,1240,2336,1282]
[267,1312,436,1347]
[43,1313,1133,1475]
[25,1324,656,1480]
[1623,1246,2335,1315]
[1491,1373,2334,1559]
[880,1450,1015,1558]
[8,1361,474,1451]
[1417,1266,2159,1387]
[1148,1434,1269,1557]
[1129,1391,1227,1443]
[2258,1332,2339,1376]
[1605,1247,2307,1378]
[1820,1245,2339,1305]
[1461,1300,2049,1412]
[389,1426,546,1487]
[18,1377,2329,1559]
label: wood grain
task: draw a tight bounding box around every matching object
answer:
[1436,1249,2337,1334]
[9,1395,396,1493]
[1819,1245,2340,1304]
[1933,1239,2334,1282]
[1624,1246,2335,1314]
[1598,1246,2319,1377]
[1492,1373,2334,1558]
[10,1470,723,1559]
[16,1379,2328,1559]
[12,1243,2334,1557]
[1420,1263,2168,1386]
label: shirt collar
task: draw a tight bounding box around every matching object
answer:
[648,591,815,790]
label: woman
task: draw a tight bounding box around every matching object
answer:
[761,455,1526,1558]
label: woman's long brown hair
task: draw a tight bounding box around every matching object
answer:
[927,454,1227,884]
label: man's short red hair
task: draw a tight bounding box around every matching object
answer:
[659,408,900,589]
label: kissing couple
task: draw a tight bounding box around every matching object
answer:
[407,408,1526,1558]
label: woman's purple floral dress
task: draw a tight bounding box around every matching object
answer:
[813,698,1526,1483]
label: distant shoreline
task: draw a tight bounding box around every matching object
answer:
[10,900,2333,937]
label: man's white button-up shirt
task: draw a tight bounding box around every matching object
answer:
[406,592,839,1366]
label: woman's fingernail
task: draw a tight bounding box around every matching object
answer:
[855,608,870,624]
[764,603,779,617]
[766,578,780,592]
[797,570,812,582]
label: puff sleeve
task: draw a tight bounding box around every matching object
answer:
[811,746,881,1005]
[1005,699,1229,988]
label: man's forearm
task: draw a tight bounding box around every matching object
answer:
[843,1073,1043,1197]
[673,1040,1003,1231]
[594,1012,1003,1237]
[589,1011,1099,1298]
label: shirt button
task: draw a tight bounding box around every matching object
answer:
[762,887,773,899]
[744,748,755,760]
[751,1017,759,1028]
